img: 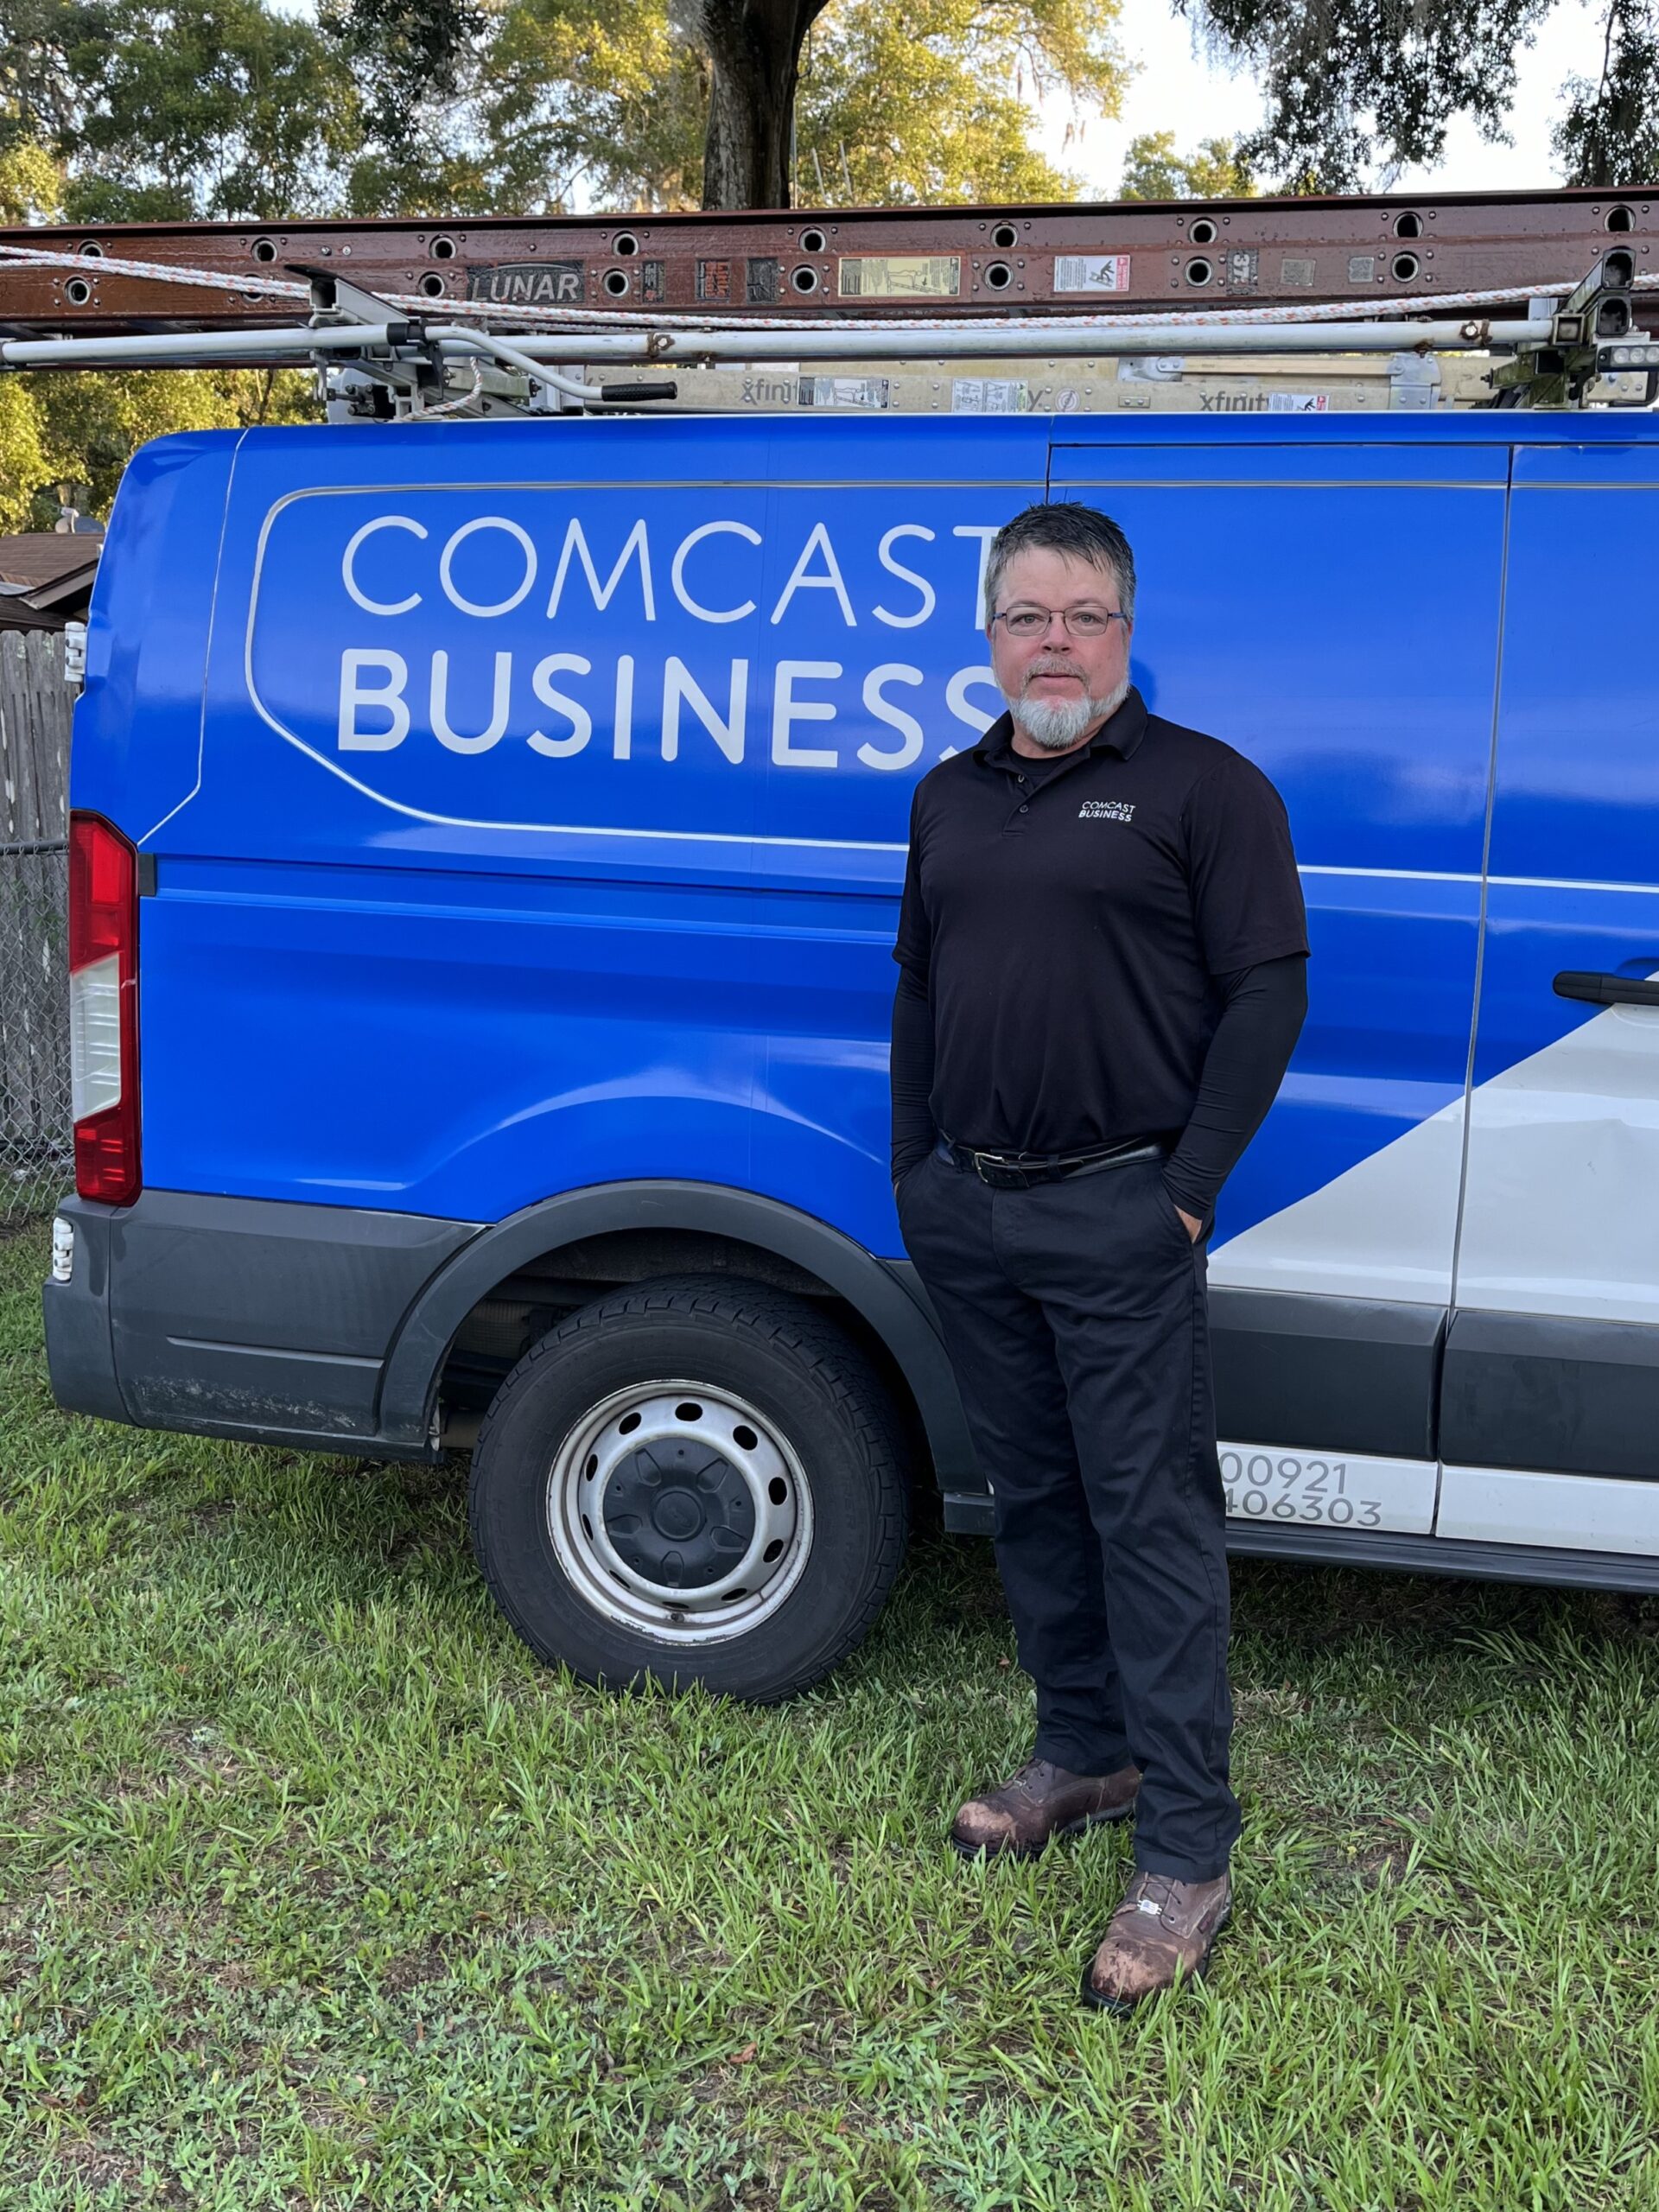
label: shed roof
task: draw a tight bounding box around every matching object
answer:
[0,531,103,628]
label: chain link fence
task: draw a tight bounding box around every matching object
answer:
[0,632,72,1225]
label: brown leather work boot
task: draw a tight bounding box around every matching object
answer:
[950,1756,1141,1861]
[1081,1867,1232,2012]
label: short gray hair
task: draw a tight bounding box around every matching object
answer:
[984,502,1137,624]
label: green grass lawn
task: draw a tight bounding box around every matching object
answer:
[4,1221,1659,2210]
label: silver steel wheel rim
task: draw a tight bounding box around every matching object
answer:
[545,1378,814,1643]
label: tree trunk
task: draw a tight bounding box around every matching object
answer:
[697,0,825,210]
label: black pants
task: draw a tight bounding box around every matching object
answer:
[898,1144,1239,1882]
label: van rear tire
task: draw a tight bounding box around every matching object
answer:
[467,1276,911,1702]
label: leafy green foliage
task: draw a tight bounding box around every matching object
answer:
[320,0,709,215]
[0,134,61,221]
[472,0,707,213]
[321,0,1128,215]
[1187,0,1557,192]
[1,0,358,221]
[1118,128,1254,200]
[0,383,54,532]
[8,0,1656,223]
[1186,0,1659,193]
[327,0,488,168]
[0,371,316,533]
[794,0,1126,206]
[1555,0,1659,187]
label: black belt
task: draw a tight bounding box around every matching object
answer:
[936,1132,1171,1191]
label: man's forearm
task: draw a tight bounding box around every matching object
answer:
[890,970,937,1183]
[1162,954,1308,1220]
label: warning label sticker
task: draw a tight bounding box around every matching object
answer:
[837,256,961,299]
[1053,254,1130,295]
[951,378,1030,414]
[798,376,891,410]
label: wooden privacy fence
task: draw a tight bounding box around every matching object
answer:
[0,629,72,1219]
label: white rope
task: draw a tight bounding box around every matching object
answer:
[0,241,310,302]
[1,235,1650,341]
[0,239,635,327]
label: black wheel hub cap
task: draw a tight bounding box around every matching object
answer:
[602,1435,757,1590]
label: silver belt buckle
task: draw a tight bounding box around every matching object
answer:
[970,1148,1028,1188]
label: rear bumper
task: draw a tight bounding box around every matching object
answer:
[43,1190,478,1459]
[42,1198,127,1424]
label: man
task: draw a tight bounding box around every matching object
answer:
[891,501,1307,2013]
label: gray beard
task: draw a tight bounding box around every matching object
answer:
[1007,673,1131,751]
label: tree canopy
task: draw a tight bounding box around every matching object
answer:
[1,0,1646,228]
[1554,0,1659,187]
[1186,0,1651,193]
[323,0,1129,213]
[1,2,357,221]
[0,368,315,533]
[0,0,1132,218]
[1117,130,1253,199]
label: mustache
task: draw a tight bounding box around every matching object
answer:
[1021,658,1085,684]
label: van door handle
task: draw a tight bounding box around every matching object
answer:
[1554,969,1659,1007]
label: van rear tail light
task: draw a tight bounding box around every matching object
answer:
[68,812,140,1205]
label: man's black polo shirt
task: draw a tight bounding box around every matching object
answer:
[893,686,1308,1157]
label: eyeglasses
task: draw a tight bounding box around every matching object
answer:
[991,604,1128,640]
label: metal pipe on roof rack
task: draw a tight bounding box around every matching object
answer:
[0,323,412,366]
[431,325,604,402]
[0,314,1543,382]
[472,317,1535,363]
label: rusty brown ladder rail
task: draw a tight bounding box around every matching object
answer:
[2,185,1657,338]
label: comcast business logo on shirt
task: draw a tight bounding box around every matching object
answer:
[1078,798,1135,823]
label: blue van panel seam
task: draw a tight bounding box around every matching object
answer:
[138,425,249,849]
[1440,435,1516,1526]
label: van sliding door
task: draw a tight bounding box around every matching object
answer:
[1440,439,1659,1560]
[1049,438,1507,1535]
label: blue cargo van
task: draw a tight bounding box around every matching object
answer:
[44,411,1659,1699]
